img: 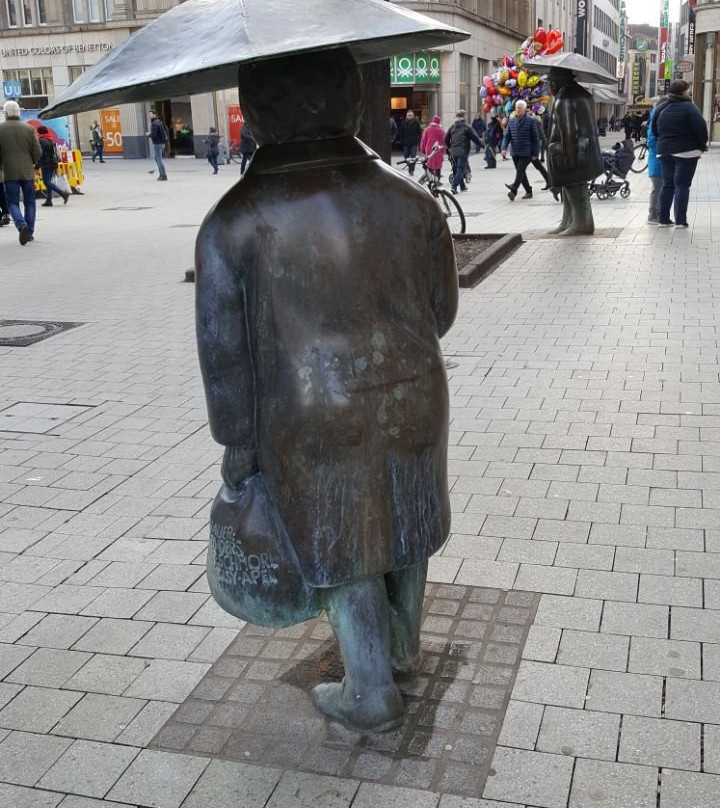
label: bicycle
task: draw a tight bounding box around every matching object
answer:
[228,140,242,164]
[397,147,466,234]
[630,139,648,173]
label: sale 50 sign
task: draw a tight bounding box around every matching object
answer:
[101,108,123,153]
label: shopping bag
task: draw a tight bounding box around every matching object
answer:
[55,173,71,194]
[207,474,322,628]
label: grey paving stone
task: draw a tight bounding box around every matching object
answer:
[72,617,154,654]
[123,659,211,702]
[512,661,589,708]
[514,565,577,595]
[575,569,638,602]
[521,625,561,662]
[536,706,620,760]
[534,595,602,631]
[601,602,669,638]
[17,614,97,649]
[129,623,209,661]
[586,670,663,717]
[266,772,359,808]
[664,678,720,723]
[181,759,282,808]
[52,693,146,742]
[0,643,35,678]
[31,585,105,615]
[351,782,438,808]
[496,699,544,750]
[5,647,92,687]
[659,769,720,808]
[482,747,573,808]
[115,700,178,747]
[438,799,523,808]
[0,685,82,733]
[557,629,629,671]
[671,607,720,643]
[63,653,149,695]
[618,715,700,770]
[703,724,720,774]
[554,543,615,570]
[79,587,155,619]
[638,575,703,607]
[59,798,135,808]
[0,783,63,808]
[569,759,658,808]
[106,749,209,807]
[628,637,701,679]
[187,627,239,663]
[38,739,140,798]
[0,730,72,786]
[134,592,209,624]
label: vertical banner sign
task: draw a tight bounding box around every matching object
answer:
[101,108,122,154]
[632,59,641,104]
[227,105,243,145]
[618,1,627,79]
[576,0,588,56]
[688,0,696,56]
[659,0,670,86]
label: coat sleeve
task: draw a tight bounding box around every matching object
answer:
[501,124,510,152]
[195,212,256,455]
[429,207,459,339]
[31,134,41,165]
[530,119,539,155]
[689,107,709,150]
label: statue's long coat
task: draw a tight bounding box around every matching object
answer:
[547,82,604,186]
[196,136,458,587]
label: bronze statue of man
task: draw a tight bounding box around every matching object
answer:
[196,48,458,732]
[547,68,603,236]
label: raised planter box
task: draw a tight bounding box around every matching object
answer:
[453,232,523,288]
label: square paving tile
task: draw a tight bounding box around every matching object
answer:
[150,584,539,799]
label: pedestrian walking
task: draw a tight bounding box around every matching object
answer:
[646,104,661,224]
[471,112,486,153]
[484,115,502,169]
[0,170,10,226]
[147,113,169,180]
[501,100,539,201]
[0,100,41,245]
[419,115,445,180]
[397,109,421,175]
[652,79,708,228]
[239,122,256,175]
[388,116,398,148]
[445,110,481,194]
[90,121,105,162]
[204,126,220,174]
[36,126,69,207]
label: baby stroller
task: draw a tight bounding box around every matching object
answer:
[588,140,634,199]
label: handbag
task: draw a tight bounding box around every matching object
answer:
[54,173,71,194]
[207,474,322,628]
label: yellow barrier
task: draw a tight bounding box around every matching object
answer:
[35,149,84,193]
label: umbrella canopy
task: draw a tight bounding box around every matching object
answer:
[523,52,618,85]
[41,0,469,119]
[581,84,625,104]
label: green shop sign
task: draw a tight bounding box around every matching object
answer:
[391,53,441,85]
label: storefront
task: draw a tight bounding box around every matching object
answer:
[693,28,720,141]
[389,51,442,128]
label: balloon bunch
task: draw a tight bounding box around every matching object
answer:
[480,27,563,117]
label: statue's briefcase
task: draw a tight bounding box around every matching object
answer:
[207,475,321,628]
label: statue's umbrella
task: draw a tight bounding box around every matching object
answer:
[524,52,618,85]
[41,0,469,118]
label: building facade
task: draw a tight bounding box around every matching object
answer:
[693,0,720,139]
[0,0,533,158]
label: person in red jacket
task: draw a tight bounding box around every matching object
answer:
[419,115,445,180]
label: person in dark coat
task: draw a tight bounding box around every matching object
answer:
[396,109,421,175]
[239,122,256,175]
[148,113,169,180]
[471,112,486,153]
[196,47,458,733]
[500,100,539,200]
[484,115,502,169]
[36,126,69,206]
[444,110,481,193]
[388,116,398,147]
[204,126,220,174]
[651,79,708,228]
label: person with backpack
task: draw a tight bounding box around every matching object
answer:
[148,113,169,180]
[444,110,481,194]
[204,126,221,174]
[36,126,69,207]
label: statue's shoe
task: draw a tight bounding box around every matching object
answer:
[391,650,423,675]
[557,227,593,236]
[312,681,404,732]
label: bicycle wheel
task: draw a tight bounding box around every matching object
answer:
[436,189,466,234]
[630,143,648,173]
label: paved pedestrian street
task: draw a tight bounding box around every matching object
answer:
[0,140,719,808]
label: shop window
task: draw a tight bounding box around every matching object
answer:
[5,0,18,25]
[4,67,54,108]
[73,0,107,22]
[35,0,45,22]
[104,0,114,19]
[5,0,43,25]
[459,54,471,115]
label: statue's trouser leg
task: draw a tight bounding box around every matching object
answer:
[385,559,428,673]
[561,183,595,235]
[313,576,404,731]
[550,189,573,233]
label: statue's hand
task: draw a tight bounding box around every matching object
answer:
[221,446,258,491]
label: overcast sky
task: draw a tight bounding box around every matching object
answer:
[624,0,681,25]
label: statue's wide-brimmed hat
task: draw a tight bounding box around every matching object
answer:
[41,0,469,118]
[524,52,618,85]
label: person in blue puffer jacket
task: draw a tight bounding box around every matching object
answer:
[646,104,662,224]
[501,100,539,201]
